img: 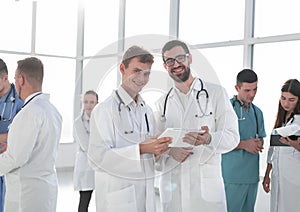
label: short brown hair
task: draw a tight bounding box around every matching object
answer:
[121,46,154,68]
[17,57,44,87]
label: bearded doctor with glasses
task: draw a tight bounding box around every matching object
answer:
[155,40,239,212]
[88,46,172,212]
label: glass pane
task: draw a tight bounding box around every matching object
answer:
[35,1,78,56]
[253,41,300,134]
[0,54,28,82]
[253,41,300,173]
[83,57,118,104]
[200,46,244,98]
[180,0,244,44]
[255,0,300,36]
[39,56,76,143]
[0,2,32,52]
[125,0,169,37]
[84,0,119,56]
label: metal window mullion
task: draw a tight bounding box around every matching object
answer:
[31,1,37,54]
[243,0,255,69]
[117,0,126,86]
[169,0,180,39]
[74,1,85,121]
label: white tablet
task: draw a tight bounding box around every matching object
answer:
[158,128,205,147]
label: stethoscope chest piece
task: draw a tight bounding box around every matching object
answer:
[0,84,16,121]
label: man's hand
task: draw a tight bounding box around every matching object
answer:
[169,147,193,163]
[0,142,7,154]
[239,138,263,154]
[140,136,172,155]
[183,126,211,146]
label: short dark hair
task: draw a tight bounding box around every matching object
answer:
[84,90,98,102]
[161,40,190,58]
[121,46,154,68]
[0,58,8,76]
[236,69,257,87]
[17,57,44,86]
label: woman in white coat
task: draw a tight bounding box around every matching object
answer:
[262,79,300,212]
[155,40,239,212]
[87,46,171,212]
[74,90,98,212]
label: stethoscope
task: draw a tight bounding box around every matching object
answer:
[81,113,90,134]
[115,90,149,135]
[232,95,259,137]
[161,78,212,121]
[283,112,294,126]
[0,84,16,121]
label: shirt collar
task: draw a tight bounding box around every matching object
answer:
[24,91,42,105]
[116,86,144,107]
[82,111,90,121]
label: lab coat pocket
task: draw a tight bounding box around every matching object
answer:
[292,149,300,161]
[105,185,137,212]
[201,178,225,203]
[200,164,225,202]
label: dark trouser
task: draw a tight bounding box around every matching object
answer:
[0,176,5,212]
[78,190,93,212]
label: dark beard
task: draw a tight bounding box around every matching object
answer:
[169,67,190,83]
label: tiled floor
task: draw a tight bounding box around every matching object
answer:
[57,169,270,212]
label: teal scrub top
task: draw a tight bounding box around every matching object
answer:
[222,98,266,184]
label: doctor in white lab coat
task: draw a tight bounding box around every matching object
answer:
[263,79,300,212]
[0,57,62,212]
[88,46,172,212]
[73,90,98,211]
[155,40,239,212]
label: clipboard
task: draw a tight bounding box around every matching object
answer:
[270,135,289,146]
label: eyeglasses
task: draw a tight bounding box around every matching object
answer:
[164,54,189,67]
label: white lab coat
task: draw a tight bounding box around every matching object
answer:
[267,114,300,212]
[155,78,239,212]
[73,112,95,191]
[0,93,62,212]
[88,87,157,212]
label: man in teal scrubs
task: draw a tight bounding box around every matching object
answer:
[222,69,266,212]
[0,59,24,212]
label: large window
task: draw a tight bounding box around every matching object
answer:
[179,0,245,44]
[1,0,300,149]
[35,1,78,56]
[0,1,77,143]
[253,41,300,167]
[84,0,119,56]
[255,0,300,36]
[39,56,76,143]
[125,0,169,37]
[200,46,244,97]
[0,2,32,52]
